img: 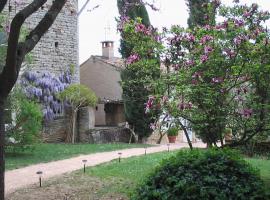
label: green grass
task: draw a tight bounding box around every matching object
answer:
[246,158,270,187]
[7,150,270,200]
[86,151,270,197]
[86,151,176,196]
[6,143,150,170]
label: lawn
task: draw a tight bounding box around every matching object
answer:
[7,151,270,200]
[6,143,150,170]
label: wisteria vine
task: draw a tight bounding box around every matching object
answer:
[20,70,72,121]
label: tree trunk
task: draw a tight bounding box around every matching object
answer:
[178,120,193,150]
[72,110,77,144]
[0,98,6,200]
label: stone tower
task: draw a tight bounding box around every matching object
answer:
[5,0,79,82]
[4,1,79,141]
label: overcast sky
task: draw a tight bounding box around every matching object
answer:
[78,0,270,64]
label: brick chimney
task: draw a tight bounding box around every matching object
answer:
[101,41,114,59]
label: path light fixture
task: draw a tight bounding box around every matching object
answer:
[82,159,87,173]
[144,146,147,155]
[118,152,122,163]
[36,171,43,187]
[167,143,170,152]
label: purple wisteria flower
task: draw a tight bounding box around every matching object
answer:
[21,69,72,121]
[127,53,140,65]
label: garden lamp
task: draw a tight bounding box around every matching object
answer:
[82,159,87,173]
[167,143,170,152]
[36,171,43,187]
[118,152,122,163]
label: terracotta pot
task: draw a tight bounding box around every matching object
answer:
[168,136,177,143]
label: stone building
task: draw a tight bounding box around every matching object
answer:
[4,0,79,142]
[80,41,126,127]
[4,0,79,81]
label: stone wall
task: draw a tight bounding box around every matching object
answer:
[79,127,133,144]
[4,0,79,82]
[42,117,70,143]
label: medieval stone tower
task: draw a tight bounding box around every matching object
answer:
[4,1,79,141]
[5,0,79,82]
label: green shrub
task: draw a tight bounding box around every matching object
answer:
[132,149,268,200]
[167,127,179,136]
[6,91,42,152]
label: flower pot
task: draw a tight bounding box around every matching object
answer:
[168,136,177,143]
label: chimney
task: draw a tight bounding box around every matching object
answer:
[101,41,114,59]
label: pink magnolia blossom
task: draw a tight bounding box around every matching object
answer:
[185,60,195,66]
[200,35,214,44]
[145,96,155,113]
[178,102,193,111]
[234,19,244,27]
[200,54,209,63]
[240,109,253,118]
[127,53,140,64]
[185,33,195,42]
[224,48,236,59]
[192,71,203,79]
[243,10,252,18]
[211,77,223,84]
[204,46,213,54]
[191,79,198,85]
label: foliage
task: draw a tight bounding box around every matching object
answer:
[118,1,156,140]
[57,84,97,109]
[117,0,151,58]
[133,149,268,200]
[119,18,162,139]
[5,89,42,152]
[142,1,270,147]
[167,127,179,136]
[57,84,97,143]
[186,0,216,28]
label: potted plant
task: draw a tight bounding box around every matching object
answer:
[167,127,179,143]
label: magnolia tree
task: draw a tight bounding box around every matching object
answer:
[122,1,270,148]
[58,84,97,144]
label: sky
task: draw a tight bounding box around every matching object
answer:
[78,0,270,64]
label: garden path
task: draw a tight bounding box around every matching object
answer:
[5,142,205,194]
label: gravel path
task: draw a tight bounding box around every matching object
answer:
[5,142,205,194]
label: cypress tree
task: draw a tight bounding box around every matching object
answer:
[186,0,212,28]
[117,0,155,140]
[117,0,150,58]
